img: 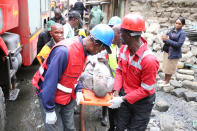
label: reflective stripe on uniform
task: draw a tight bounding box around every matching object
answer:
[130,50,153,70]
[131,61,142,70]
[116,65,122,70]
[138,50,153,64]
[120,46,128,60]
[129,55,133,62]
[39,66,44,75]
[141,82,156,90]
[57,83,72,93]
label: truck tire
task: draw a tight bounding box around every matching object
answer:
[0,87,6,131]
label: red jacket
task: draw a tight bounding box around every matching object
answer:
[32,37,87,105]
[114,38,159,104]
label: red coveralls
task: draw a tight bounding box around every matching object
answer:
[114,38,159,131]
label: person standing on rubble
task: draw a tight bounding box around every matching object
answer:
[160,17,186,86]
[32,24,114,131]
[108,13,159,131]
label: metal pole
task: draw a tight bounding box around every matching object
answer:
[80,104,85,131]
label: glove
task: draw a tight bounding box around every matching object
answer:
[46,111,57,124]
[108,97,124,109]
[76,92,84,105]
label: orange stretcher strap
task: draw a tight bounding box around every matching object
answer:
[80,89,113,106]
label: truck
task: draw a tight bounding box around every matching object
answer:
[0,0,50,130]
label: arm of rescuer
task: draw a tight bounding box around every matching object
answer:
[113,54,159,104]
[40,46,82,112]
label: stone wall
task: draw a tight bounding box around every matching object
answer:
[128,0,197,27]
[127,0,197,77]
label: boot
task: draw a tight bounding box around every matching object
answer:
[101,106,108,126]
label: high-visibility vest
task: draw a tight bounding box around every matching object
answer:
[108,44,118,77]
[78,29,87,38]
[32,37,87,105]
[37,45,51,65]
[37,40,55,65]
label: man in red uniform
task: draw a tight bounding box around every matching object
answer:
[108,13,159,131]
[32,24,114,131]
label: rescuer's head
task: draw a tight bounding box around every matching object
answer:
[50,23,64,43]
[68,11,83,28]
[120,13,145,54]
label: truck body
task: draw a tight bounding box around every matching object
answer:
[0,0,50,130]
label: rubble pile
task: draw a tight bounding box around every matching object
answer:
[185,25,197,41]
[142,17,197,131]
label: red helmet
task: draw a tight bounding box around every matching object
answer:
[121,13,145,31]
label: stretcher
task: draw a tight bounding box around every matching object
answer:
[80,88,113,106]
[80,88,113,131]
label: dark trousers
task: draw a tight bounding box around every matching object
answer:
[39,97,76,131]
[108,108,118,131]
[115,94,155,131]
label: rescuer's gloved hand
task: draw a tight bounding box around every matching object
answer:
[76,92,84,105]
[46,111,57,124]
[108,96,124,109]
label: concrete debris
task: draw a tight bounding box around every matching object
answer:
[155,100,169,112]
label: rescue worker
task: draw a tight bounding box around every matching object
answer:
[103,16,122,130]
[51,8,65,25]
[63,11,82,39]
[107,16,122,76]
[108,13,159,131]
[37,20,55,54]
[37,23,64,65]
[32,24,114,131]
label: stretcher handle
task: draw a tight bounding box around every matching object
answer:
[80,100,112,106]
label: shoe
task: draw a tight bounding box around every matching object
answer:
[74,106,80,115]
[101,116,108,126]
[101,106,108,126]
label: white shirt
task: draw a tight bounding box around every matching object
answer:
[63,22,74,39]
